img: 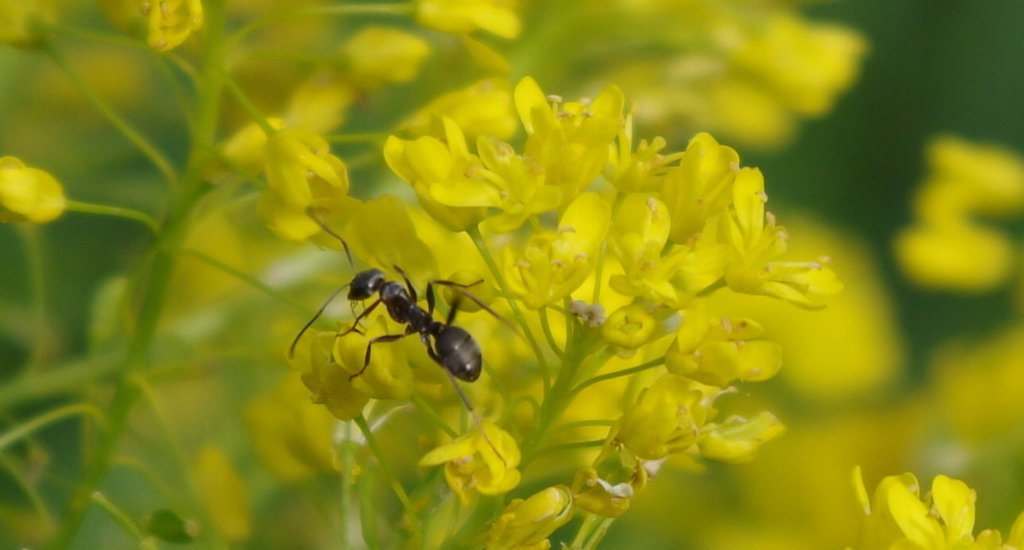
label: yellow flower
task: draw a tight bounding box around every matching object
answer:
[608,193,723,308]
[721,167,843,307]
[612,374,712,460]
[333,317,416,401]
[661,132,741,243]
[504,192,610,308]
[486,485,573,550]
[845,467,1024,550]
[0,156,65,223]
[571,442,647,518]
[698,411,784,464]
[664,300,783,386]
[600,304,659,351]
[0,0,54,47]
[143,0,203,52]
[605,113,671,193]
[419,422,522,502]
[292,330,371,421]
[414,0,521,39]
[515,77,624,202]
[259,128,355,243]
[384,118,488,232]
[401,78,517,142]
[339,27,431,90]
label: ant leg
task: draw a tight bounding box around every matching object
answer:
[349,331,413,380]
[306,208,353,267]
[392,265,418,302]
[428,279,518,333]
[289,282,351,358]
[339,298,382,337]
[420,334,506,466]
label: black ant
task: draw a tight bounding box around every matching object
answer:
[291,211,510,457]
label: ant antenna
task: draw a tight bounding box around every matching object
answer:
[441,365,507,466]
[289,282,351,358]
[306,208,353,268]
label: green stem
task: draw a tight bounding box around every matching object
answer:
[64,200,160,234]
[0,453,54,531]
[14,225,49,372]
[90,492,146,541]
[221,74,276,136]
[538,307,566,360]
[354,415,419,535]
[570,357,664,395]
[48,3,229,547]
[42,42,178,186]
[0,353,121,412]
[410,394,457,438]
[0,403,105,452]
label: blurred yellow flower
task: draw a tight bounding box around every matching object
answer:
[896,136,1024,292]
[339,26,431,90]
[0,0,54,47]
[194,446,251,542]
[143,0,203,52]
[414,0,521,38]
[244,373,338,483]
[729,14,867,116]
[401,78,518,141]
[0,156,65,223]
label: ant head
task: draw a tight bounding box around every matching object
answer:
[348,268,386,300]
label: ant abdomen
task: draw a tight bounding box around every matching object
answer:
[435,326,482,382]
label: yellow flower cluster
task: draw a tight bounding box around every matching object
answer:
[270,76,840,543]
[895,136,1024,291]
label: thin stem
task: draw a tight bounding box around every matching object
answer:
[357,467,383,550]
[326,132,391,144]
[221,74,276,136]
[527,439,605,463]
[538,307,567,360]
[64,200,160,234]
[551,419,616,434]
[226,3,412,54]
[570,357,665,395]
[466,226,551,389]
[89,493,150,546]
[0,454,54,532]
[15,225,49,372]
[0,404,105,453]
[353,415,418,528]
[179,248,310,314]
[42,42,177,186]
[0,353,122,412]
[410,394,457,438]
